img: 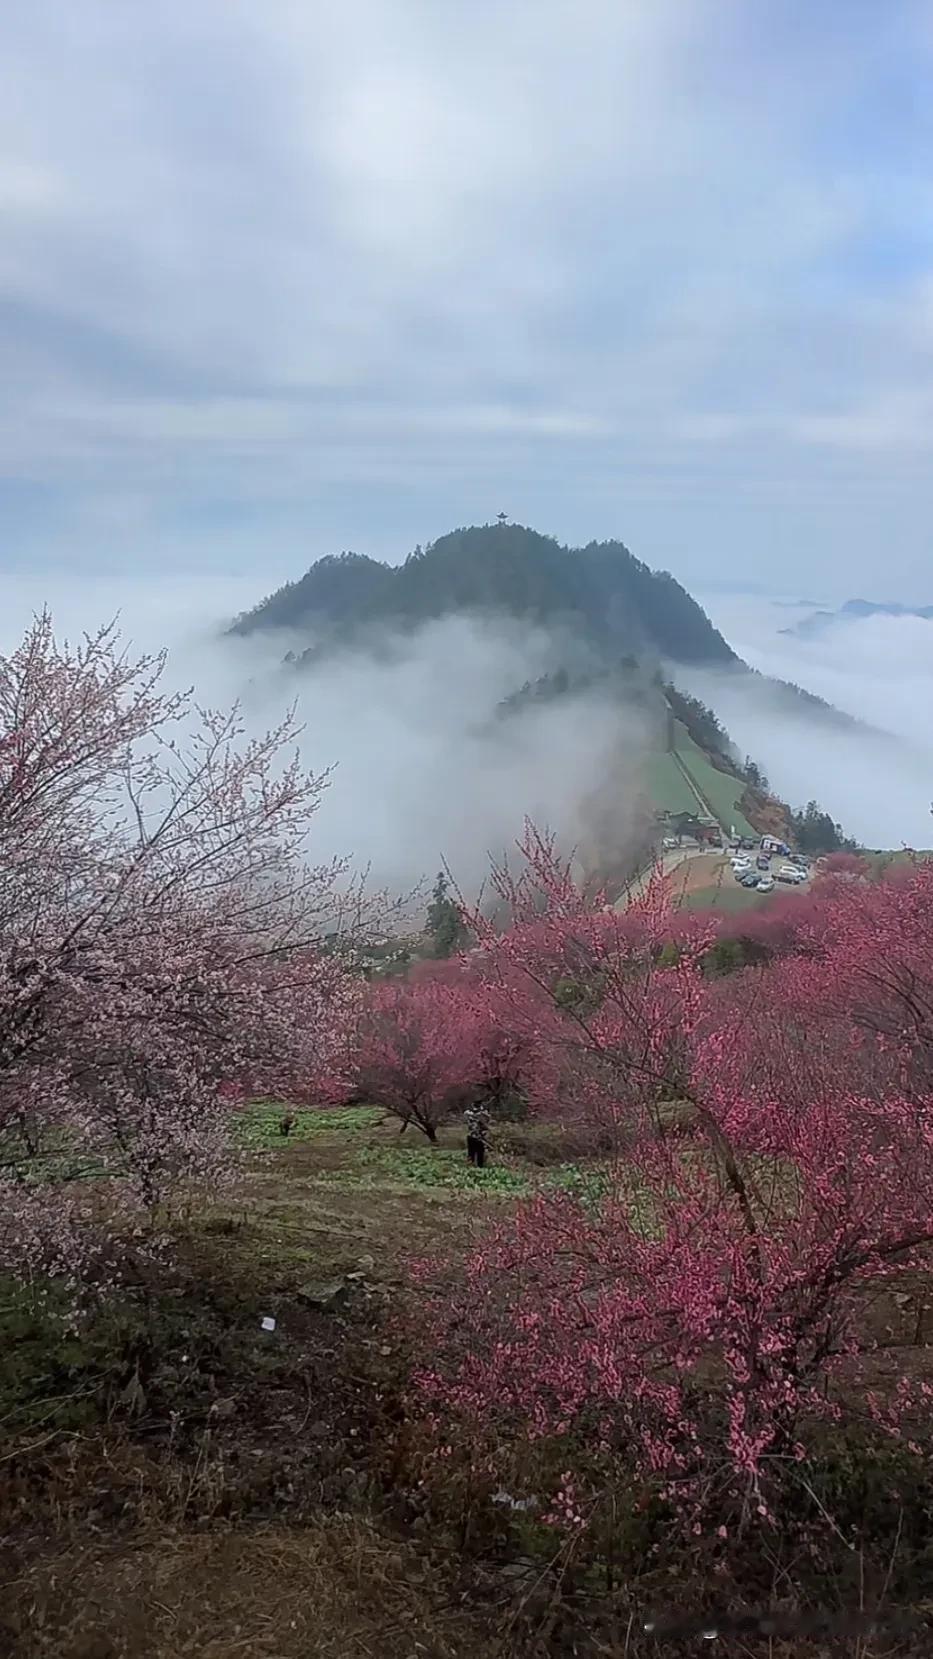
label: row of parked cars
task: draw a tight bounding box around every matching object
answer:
[730,843,809,893]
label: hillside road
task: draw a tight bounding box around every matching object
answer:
[614,844,719,909]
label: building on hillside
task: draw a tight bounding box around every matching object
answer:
[661,810,722,847]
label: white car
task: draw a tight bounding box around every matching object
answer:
[756,876,775,892]
[777,865,805,884]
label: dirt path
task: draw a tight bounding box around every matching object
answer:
[614,844,718,908]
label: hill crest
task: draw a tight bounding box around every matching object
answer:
[230,521,737,668]
[230,519,860,861]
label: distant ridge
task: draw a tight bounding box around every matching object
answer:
[781,597,933,640]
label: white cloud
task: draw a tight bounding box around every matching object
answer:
[0,573,649,896]
[0,570,265,662]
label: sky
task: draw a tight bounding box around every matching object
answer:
[3,1,933,599]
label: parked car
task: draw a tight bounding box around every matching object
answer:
[756,854,770,870]
[777,864,805,883]
[740,837,756,850]
[757,876,775,893]
[740,871,760,888]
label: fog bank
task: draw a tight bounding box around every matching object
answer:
[689,595,933,849]
[0,574,649,898]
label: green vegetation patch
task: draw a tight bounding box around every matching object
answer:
[546,1163,611,1208]
[320,1140,534,1198]
[0,1282,113,1432]
[643,750,700,817]
[0,1126,118,1185]
[234,1103,382,1149]
[672,722,756,837]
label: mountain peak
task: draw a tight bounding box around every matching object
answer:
[230,521,737,667]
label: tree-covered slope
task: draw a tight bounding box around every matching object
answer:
[231,522,737,666]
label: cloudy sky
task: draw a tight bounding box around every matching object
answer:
[2,0,933,602]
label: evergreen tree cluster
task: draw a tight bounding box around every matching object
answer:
[743,755,771,793]
[662,683,734,759]
[425,872,469,958]
[791,799,858,855]
[496,658,657,723]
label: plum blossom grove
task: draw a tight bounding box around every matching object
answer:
[6,610,933,1551]
[0,614,365,1280]
[416,828,933,1529]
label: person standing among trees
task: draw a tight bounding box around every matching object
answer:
[464,1100,491,1168]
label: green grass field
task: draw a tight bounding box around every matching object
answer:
[671,722,757,837]
[642,749,701,817]
[642,725,757,840]
[863,848,933,876]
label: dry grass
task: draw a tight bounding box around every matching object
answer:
[1,1518,507,1659]
[6,1521,927,1659]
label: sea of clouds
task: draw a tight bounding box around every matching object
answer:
[687,592,933,849]
[1,570,929,890]
[0,570,649,900]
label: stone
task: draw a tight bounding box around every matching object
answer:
[298,1277,348,1308]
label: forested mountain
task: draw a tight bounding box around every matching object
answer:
[232,519,869,753]
[231,522,737,667]
[230,519,864,855]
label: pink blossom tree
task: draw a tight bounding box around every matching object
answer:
[411,955,539,1119]
[351,974,484,1141]
[463,826,714,1145]
[419,832,933,1530]
[0,613,368,1281]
